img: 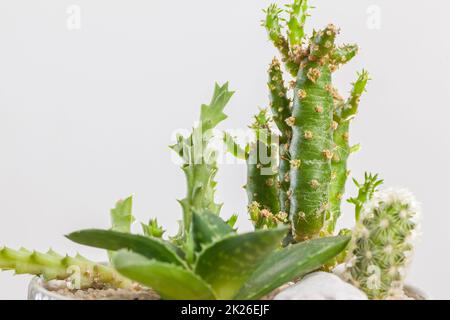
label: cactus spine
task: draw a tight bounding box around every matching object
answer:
[343,189,420,299]
[0,247,132,289]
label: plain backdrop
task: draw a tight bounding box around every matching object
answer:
[0,0,449,299]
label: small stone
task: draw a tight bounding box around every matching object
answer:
[274,272,368,300]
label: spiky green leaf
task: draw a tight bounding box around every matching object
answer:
[113,251,216,300]
[200,82,234,132]
[192,211,235,251]
[235,236,351,300]
[194,227,288,299]
[66,229,185,267]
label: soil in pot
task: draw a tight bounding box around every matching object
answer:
[42,280,160,300]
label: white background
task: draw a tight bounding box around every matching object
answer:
[0,0,449,299]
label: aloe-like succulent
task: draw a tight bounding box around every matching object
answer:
[68,213,349,300]
[66,84,350,300]
[1,82,350,300]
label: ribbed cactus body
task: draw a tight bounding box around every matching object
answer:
[0,247,132,289]
[328,71,369,232]
[289,25,337,241]
[246,110,281,228]
[343,189,420,299]
[268,58,292,214]
[246,141,280,218]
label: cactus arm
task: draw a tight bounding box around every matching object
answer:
[268,58,291,142]
[263,4,298,76]
[340,70,370,122]
[330,44,359,71]
[327,71,370,232]
[268,58,293,215]
[246,110,281,228]
[347,172,384,221]
[171,83,234,236]
[0,247,132,289]
[289,25,338,241]
[286,0,310,48]
[223,121,281,230]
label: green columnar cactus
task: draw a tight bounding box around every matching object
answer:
[289,24,338,241]
[224,111,285,229]
[343,188,420,299]
[246,110,281,225]
[261,1,368,242]
[268,58,292,214]
[0,247,132,289]
[171,83,234,235]
[327,71,370,232]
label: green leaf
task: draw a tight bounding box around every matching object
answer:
[110,196,134,233]
[192,211,234,251]
[200,82,234,132]
[194,227,288,300]
[226,214,238,229]
[235,236,351,300]
[112,251,216,300]
[141,218,166,239]
[109,196,135,262]
[66,229,185,267]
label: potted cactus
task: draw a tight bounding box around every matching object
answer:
[1,0,427,300]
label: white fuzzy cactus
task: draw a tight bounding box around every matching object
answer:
[343,188,421,300]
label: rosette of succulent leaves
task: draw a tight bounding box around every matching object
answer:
[1,83,349,300]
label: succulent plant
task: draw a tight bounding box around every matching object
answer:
[343,184,421,300]
[241,0,369,242]
[66,84,350,300]
[0,247,132,289]
[1,82,350,300]
[68,213,349,300]
[0,0,423,302]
